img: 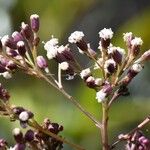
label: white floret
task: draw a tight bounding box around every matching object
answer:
[19,111,29,121]
[131,37,143,46]
[96,90,107,103]
[99,28,113,40]
[68,31,84,43]
[80,68,91,79]
[123,32,133,42]
[59,62,69,70]
[131,64,143,72]
[13,128,21,135]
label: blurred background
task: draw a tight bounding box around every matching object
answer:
[0,0,150,149]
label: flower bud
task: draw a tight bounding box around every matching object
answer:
[96,83,112,103]
[17,41,26,56]
[0,64,7,73]
[21,22,34,42]
[80,68,91,80]
[123,32,133,48]
[108,47,126,64]
[1,35,16,49]
[25,129,34,142]
[120,64,143,85]
[59,62,69,71]
[19,111,29,122]
[12,31,24,43]
[85,76,96,88]
[104,59,116,74]
[130,37,143,57]
[30,14,40,32]
[13,128,23,143]
[6,48,18,57]
[68,31,88,51]
[99,28,113,49]
[36,56,48,69]
[13,143,26,150]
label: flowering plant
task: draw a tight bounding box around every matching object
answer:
[0,14,150,150]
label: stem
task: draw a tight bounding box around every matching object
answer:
[101,102,109,150]
[58,64,63,89]
[41,74,102,128]
[29,119,85,150]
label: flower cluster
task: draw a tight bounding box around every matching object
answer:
[0,83,64,150]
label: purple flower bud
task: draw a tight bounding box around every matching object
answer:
[12,106,25,115]
[12,31,24,43]
[85,76,96,88]
[104,59,116,74]
[13,143,26,150]
[30,14,40,32]
[0,83,10,101]
[6,60,17,70]
[21,22,34,42]
[1,35,16,49]
[36,56,48,69]
[6,48,19,57]
[25,129,34,142]
[17,41,26,56]
[0,64,7,73]
[13,128,24,143]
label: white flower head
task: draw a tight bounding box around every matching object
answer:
[104,59,116,74]
[123,32,133,42]
[59,62,69,70]
[2,71,12,79]
[96,90,107,103]
[94,78,102,86]
[13,128,21,136]
[131,64,143,72]
[19,111,29,121]
[68,31,84,43]
[30,14,39,19]
[108,46,125,55]
[131,37,143,46]
[80,68,91,79]
[99,28,114,40]
[86,76,95,82]
[44,37,59,51]
[57,45,69,53]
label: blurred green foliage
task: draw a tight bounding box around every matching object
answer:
[0,0,150,149]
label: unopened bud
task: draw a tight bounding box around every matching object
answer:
[104,59,116,74]
[17,41,26,56]
[30,14,40,32]
[1,35,16,49]
[13,128,23,143]
[21,22,34,42]
[25,129,34,142]
[85,76,96,88]
[12,31,24,43]
[80,68,91,80]
[36,56,48,69]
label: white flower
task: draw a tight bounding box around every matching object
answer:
[123,32,133,42]
[94,78,102,86]
[44,37,59,51]
[96,90,107,103]
[59,62,69,70]
[86,76,95,82]
[17,41,25,47]
[131,37,143,46]
[2,71,12,79]
[30,14,39,19]
[46,46,58,59]
[80,68,91,79]
[13,128,21,136]
[99,28,113,40]
[68,31,84,43]
[19,111,29,121]
[131,64,143,72]
[57,45,69,53]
